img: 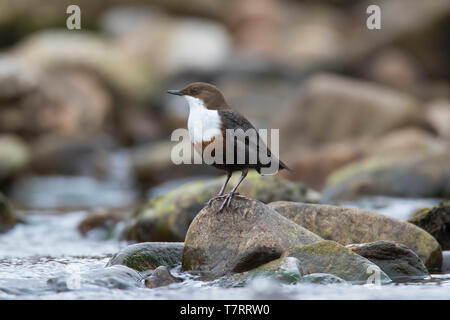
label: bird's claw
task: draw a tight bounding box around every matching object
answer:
[207,192,242,207]
[217,192,240,212]
[206,194,228,207]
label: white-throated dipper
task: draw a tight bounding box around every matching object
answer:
[168,82,291,211]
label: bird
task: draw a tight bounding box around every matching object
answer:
[167,82,291,212]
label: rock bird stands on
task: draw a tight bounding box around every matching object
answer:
[168,82,291,211]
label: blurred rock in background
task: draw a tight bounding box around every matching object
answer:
[0,0,448,210]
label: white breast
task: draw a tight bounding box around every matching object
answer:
[185,96,222,143]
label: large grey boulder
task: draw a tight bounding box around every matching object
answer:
[182,198,322,276]
[268,201,443,271]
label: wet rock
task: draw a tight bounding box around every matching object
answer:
[124,171,320,242]
[268,201,442,271]
[220,256,349,287]
[409,202,450,250]
[182,198,322,276]
[144,266,181,289]
[219,256,303,287]
[91,265,145,289]
[0,193,18,233]
[245,257,303,284]
[0,135,30,183]
[106,242,184,272]
[346,241,430,281]
[285,241,390,284]
[276,73,423,148]
[298,273,347,285]
[47,264,144,292]
[322,150,450,201]
[77,207,128,238]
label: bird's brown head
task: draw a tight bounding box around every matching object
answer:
[167,82,228,110]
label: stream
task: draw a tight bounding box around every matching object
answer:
[1,191,449,299]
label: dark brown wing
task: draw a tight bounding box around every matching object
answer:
[218,110,256,131]
[218,110,290,173]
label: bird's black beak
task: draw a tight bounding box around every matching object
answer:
[167,89,184,96]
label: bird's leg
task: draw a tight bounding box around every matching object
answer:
[206,171,232,206]
[218,169,248,212]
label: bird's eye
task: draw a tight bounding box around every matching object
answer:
[192,87,199,94]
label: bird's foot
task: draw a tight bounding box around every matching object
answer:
[218,191,240,212]
[206,194,229,207]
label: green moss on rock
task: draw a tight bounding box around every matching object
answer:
[124,172,319,242]
[284,240,391,283]
[409,201,450,250]
[269,201,443,272]
[106,242,183,272]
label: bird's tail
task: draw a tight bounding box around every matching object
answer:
[279,159,294,173]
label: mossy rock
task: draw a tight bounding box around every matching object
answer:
[124,171,319,242]
[217,257,303,287]
[346,241,429,281]
[409,201,450,250]
[144,266,182,289]
[268,201,443,272]
[182,198,322,276]
[243,257,303,285]
[106,242,183,272]
[298,273,347,284]
[283,240,391,284]
[225,240,389,285]
[218,256,348,287]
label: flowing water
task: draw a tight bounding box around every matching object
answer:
[1,190,449,299]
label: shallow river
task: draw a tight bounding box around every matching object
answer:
[0,196,449,300]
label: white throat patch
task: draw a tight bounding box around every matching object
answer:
[184,96,222,143]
